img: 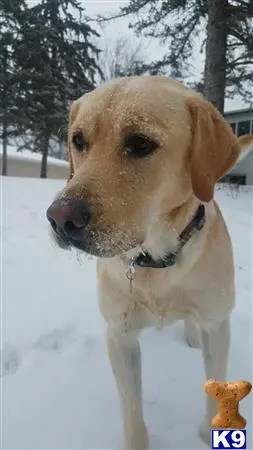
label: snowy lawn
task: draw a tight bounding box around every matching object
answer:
[1,176,252,449]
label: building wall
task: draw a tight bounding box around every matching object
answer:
[223,109,253,185]
[0,155,68,180]
[228,151,253,185]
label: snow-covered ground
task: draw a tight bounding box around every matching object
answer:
[1,176,252,449]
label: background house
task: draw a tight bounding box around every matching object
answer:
[223,108,253,185]
[0,146,69,179]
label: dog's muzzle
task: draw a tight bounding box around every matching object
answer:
[46,198,92,250]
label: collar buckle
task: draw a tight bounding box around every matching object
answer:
[132,203,206,270]
[125,260,136,293]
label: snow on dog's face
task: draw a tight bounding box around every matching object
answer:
[46,76,239,258]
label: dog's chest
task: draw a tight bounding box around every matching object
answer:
[98,255,234,331]
[133,285,195,328]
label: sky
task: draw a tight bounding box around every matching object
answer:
[83,0,246,112]
[27,0,248,112]
[86,1,204,82]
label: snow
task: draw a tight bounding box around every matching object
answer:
[0,145,68,167]
[1,176,252,450]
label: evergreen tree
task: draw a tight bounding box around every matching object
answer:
[0,0,26,175]
[101,0,253,113]
[15,0,101,178]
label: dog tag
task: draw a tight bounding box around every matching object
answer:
[125,261,136,294]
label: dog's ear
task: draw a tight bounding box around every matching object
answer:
[186,97,240,202]
[67,100,80,182]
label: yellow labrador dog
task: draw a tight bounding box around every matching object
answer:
[46,76,251,449]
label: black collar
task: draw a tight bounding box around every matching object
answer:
[133,204,205,269]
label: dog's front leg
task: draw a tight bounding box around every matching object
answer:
[199,317,230,445]
[107,326,149,450]
[184,317,201,348]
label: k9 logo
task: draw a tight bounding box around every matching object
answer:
[212,430,246,449]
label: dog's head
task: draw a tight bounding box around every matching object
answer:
[46,76,240,258]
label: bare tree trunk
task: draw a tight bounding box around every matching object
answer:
[2,112,8,176]
[2,47,8,176]
[40,135,49,178]
[204,0,228,113]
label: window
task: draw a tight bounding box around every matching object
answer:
[237,120,250,136]
[230,122,236,134]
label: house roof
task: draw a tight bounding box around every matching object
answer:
[224,107,253,117]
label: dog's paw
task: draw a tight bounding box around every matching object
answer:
[198,421,212,447]
[184,318,201,348]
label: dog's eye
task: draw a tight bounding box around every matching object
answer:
[124,133,158,157]
[72,132,86,152]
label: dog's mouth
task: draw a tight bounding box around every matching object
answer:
[53,230,113,257]
[54,231,86,252]
[51,227,139,259]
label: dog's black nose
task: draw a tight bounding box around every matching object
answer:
[46,198,92,239]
